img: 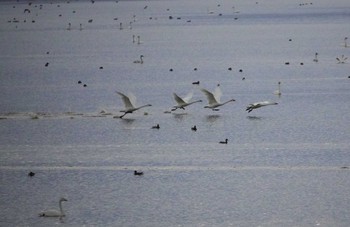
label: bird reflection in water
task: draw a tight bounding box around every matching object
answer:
[206,115,221,123]
[121,118,136,125]
[246,116,262,121]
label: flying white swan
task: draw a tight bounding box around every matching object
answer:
[171,92,202,111]
[274,81,281,96]
[246,101,278,113]
[133,55,144,64]
[200,84,235,111]
[39,198,67,218]
[116,91,152,118]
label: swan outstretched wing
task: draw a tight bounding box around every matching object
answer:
[247,101,278,112]
[173,93,187,105]
[200,88,218,105]
[182,91,193,103]
[214,85,222,103]
[116,91,135,109]
[127,92,137,107]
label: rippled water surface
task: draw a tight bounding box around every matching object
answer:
[1,0,350,226]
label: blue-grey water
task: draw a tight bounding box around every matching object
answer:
[1,0,350,226]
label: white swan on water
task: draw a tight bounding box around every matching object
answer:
[116,91,152,118]
[39,198,67,218]
[171,92,202,111]
[200,84,235,111]
[246,101,278,113]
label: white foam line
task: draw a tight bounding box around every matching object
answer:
[0,165,348,171]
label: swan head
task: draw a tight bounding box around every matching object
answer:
[60,198,68,202]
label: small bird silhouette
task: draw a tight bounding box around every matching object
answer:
[134,170,144,176]
[219,139,228,144]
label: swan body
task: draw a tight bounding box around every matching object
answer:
[39,198,67,218]
[116,91,151,118]
[200,85,235,111]
[133,55,144,64]
[171,92,202,111]
[246,101,278,113]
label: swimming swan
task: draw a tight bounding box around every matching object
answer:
[274,81,281,96]
[246,101,278,113]
[39,198,67,218]
[313,52,318,62]
[171,92,202,111]
[200,84,235,111]
[116,91,152,118]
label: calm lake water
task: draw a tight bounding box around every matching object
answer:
[1,0,350,226]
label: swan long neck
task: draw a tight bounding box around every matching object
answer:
[222,99,235,105]
[188,100,202,105]
[59,200,64,216]
[137,104,151,110]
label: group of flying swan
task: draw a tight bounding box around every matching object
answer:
[116,82,280,118]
